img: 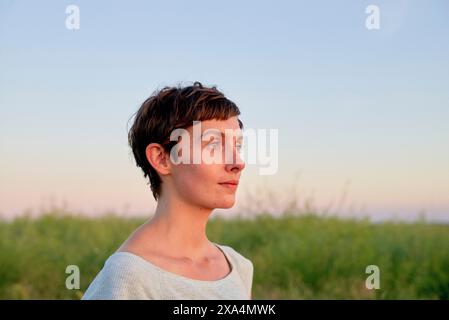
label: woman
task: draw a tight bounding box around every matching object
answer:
[82,82,253,299]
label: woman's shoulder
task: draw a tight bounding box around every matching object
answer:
[81,252,161,300]
[215,243,254,298]
[214,243,254,276]
[96,251,157,278]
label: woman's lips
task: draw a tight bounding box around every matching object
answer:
[218,182,238,190]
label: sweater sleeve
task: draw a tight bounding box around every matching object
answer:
[222,245,254,299]
[81,256,161,300]
[242,258,254,299]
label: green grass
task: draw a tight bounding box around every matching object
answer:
[0,209,448,299]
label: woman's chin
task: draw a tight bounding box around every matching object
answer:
[217,199,236,209]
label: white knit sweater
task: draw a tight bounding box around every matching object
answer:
[82,243,253,300]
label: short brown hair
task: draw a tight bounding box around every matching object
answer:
[127,81,243,201]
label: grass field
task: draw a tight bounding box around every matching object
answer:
[0,209,448,299]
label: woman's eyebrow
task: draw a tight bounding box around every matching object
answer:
[201,130,243,142]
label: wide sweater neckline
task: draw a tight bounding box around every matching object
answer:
[110,242,236,285]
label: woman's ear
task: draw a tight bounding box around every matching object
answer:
[145,143,171,175]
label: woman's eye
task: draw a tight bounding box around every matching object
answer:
[207,142,221,149]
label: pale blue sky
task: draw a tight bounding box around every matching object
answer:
[1,1,448,221]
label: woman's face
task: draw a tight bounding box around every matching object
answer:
[169,116,245,209]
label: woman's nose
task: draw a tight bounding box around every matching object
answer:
[225,147,245,172]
